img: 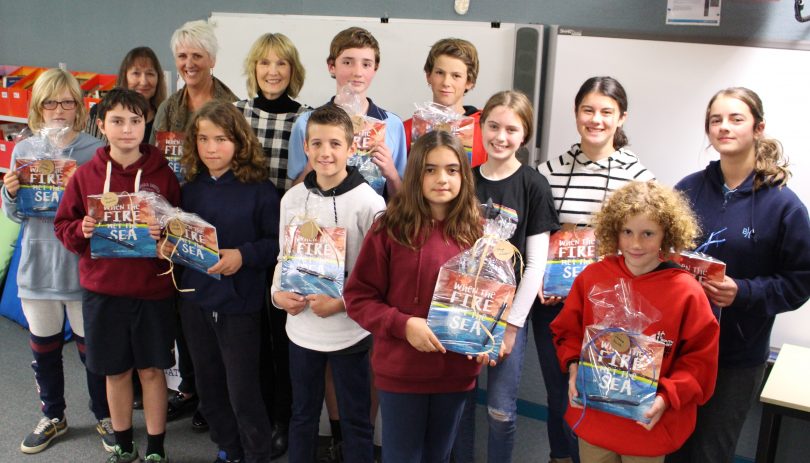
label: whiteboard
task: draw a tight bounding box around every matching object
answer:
[208,12,521,119]
[541,29,810,349]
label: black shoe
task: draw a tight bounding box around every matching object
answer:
[269,423,288,460]
[167,391,198,421]
[191,409,209,433]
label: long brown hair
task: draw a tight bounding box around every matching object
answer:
[116,47,167,112]
[575,76,629,150]
[705,87,790,190]
[375,131,481,249]
[181,101,268,183]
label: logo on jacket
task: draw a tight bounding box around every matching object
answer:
[742,227,753,239]
[654,331,674,357]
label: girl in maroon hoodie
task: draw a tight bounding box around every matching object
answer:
[344,131,482,463]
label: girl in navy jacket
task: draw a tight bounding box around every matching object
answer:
[668,87,810,463]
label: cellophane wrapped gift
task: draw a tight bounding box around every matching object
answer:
[154,131,185,184]
[575,278,664,423]
[670,229,727,283]
[87,191,161,258]
[280,191,346,298]
[411,102,475,162]
[148,194,221,279]
[427,203,518,357]
[13,126,78,218]
[543,224,598,298]
[336,87,387,195]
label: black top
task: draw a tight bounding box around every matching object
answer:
[253,92,302,114]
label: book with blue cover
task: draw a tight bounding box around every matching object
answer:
[280,222,346,298]
[14,158,76,217]
[161,215,221,279]
[427,268,515,357]
[543,225,597,298]
[87,192,156,258]
[575,326,664,423]
[155,131,185,184]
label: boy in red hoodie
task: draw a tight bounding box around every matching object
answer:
[55,88,180,463]
[551,182,719,461]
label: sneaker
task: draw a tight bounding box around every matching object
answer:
[96,417,116,452]
[20,416,68,454]
[106,444,138,463]
[213,449,242,463]
[144,453,169,462]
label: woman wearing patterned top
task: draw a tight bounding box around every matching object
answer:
[535,77,655,463]
[235,33,309,196]
[234,32,310,460]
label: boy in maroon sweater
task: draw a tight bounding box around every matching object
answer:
[55,89,180,463]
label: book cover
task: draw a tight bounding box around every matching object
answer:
[155,131,185,184]
[280,224,346,298]
[575,326,665,423]
[14,158,77,217]
[163,216,221,279]
[543,226,597,298]
[427,268,516,357]
[671,251,726,283]
[348,116,387,195]
[411,113,475,162]
[87,192,156,258]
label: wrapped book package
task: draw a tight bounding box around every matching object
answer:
[336,86,387,195]
[87,190,160,259]
[280,191,346,298]
[427,202,519,357]
[543,224,598,298]
[575,279,664,423]
[410,102,475,162]
[13,126,77,218]
[148,194,221,280]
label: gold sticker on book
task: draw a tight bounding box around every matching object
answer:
[100,192,118,207]
[492,241,514,261]
[298,220,320,240]
[610,332,631,353]
[37,159,55,175]
[167,218,185,236]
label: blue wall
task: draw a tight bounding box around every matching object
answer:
[1,0,809,77]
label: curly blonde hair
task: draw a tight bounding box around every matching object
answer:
[594,181,699,257]
[181,100,268,183]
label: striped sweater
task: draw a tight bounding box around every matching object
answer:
[538,144,655,225]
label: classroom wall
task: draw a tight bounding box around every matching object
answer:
[2,0,809,79]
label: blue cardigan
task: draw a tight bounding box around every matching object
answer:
[676,161,810,368]
[179,169,280,313]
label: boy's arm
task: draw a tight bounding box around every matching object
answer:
[549,275,587,372]
[54,173,90,255]
[343,230,411,341]
[657,289,720,411]
[385,113,408,179]
[236,184,280,269]
[286,115,309,182]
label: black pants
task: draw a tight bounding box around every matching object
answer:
[260,294,292,427]
[181,301,272,462]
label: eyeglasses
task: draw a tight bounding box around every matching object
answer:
[41,100,78,110]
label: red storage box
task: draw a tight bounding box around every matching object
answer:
[0,140,15,172]
[7,67,45,118]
